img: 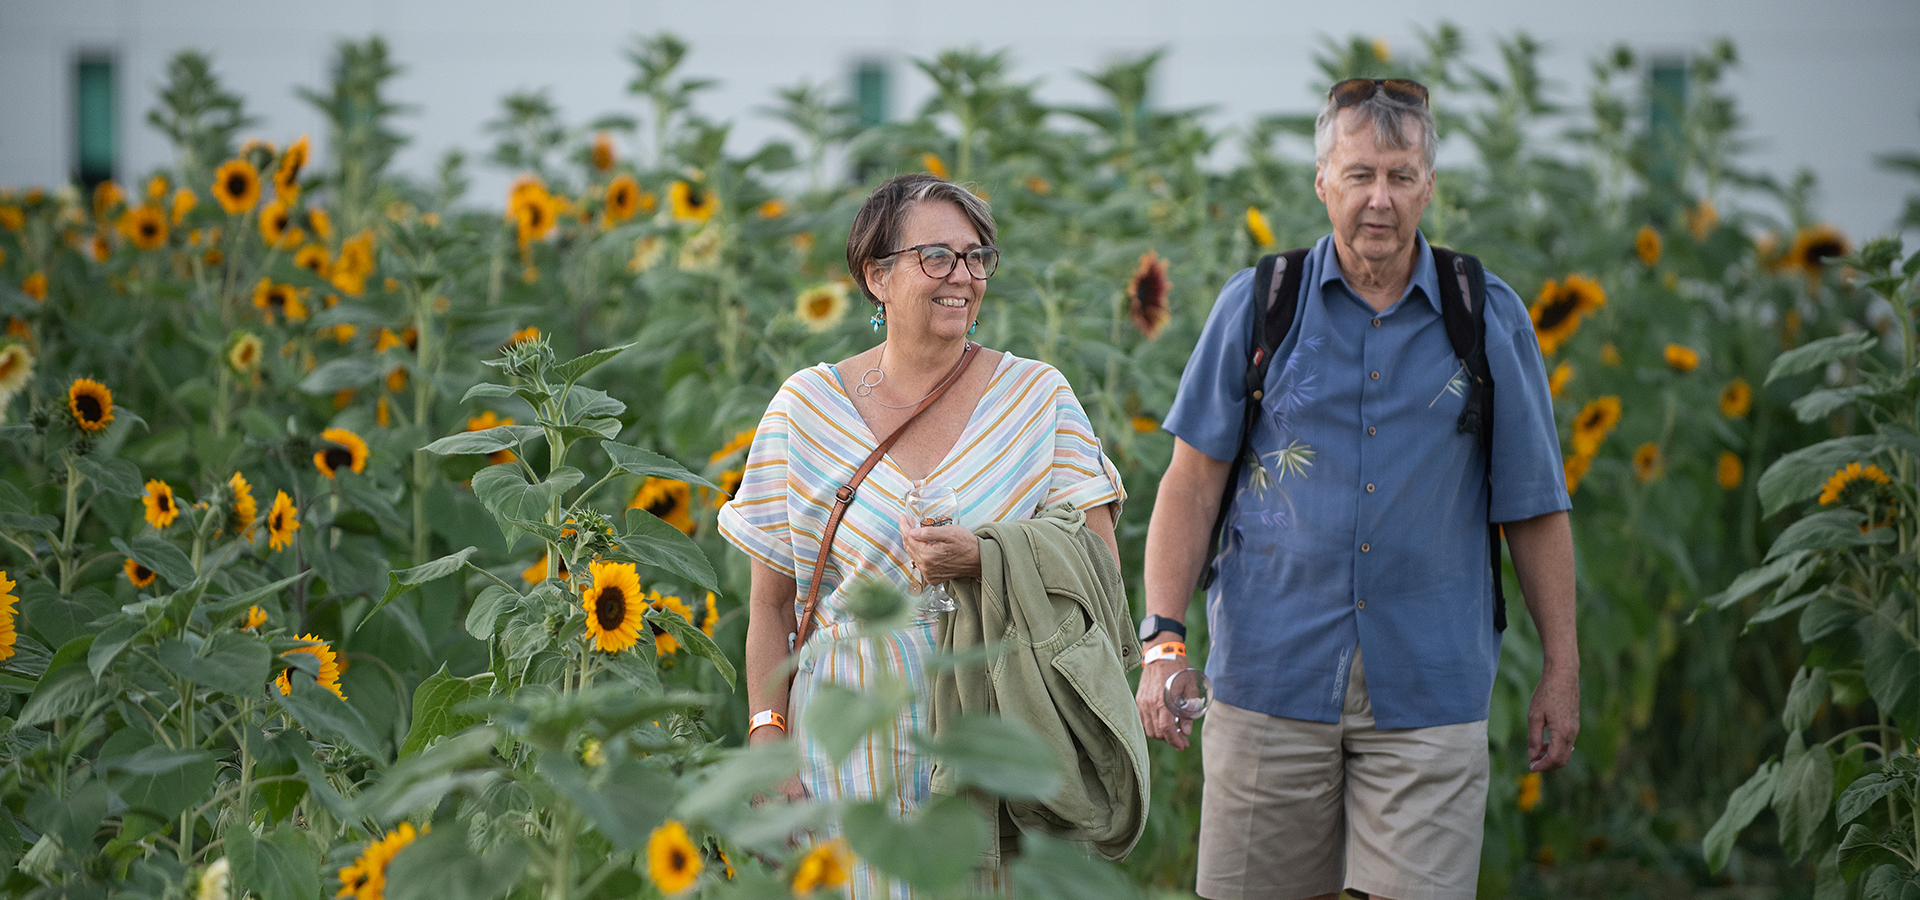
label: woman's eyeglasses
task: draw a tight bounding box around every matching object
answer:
[1328,78,1430,109]
[878,244,999,280]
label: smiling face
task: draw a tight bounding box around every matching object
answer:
[864,200,985,345]
[1314,110,1435,270]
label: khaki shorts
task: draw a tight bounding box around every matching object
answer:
[1195,649,1488,900]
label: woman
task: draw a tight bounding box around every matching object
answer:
[717,173,1124,897]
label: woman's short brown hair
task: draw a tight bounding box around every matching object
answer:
[845,173,997,305]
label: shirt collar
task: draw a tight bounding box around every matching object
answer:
[1311,230,1442,315]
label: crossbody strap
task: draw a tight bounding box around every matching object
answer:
[794,342,981,650]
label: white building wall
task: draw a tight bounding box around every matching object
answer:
[1,0,1916,240]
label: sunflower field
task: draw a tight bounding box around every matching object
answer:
[1,25,1917,900]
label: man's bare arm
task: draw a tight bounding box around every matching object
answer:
[1503,510,1579,772]
[1135,438,1232,750]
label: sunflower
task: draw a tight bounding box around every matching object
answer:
[1818,462,1891,506]
[1599,343,1622,367]
[86,233,111,263]
[124,558,157,589]
[756,198,788,220]
[252,279,308,325]
[1717,451,1743,491]
[275,135,309,199]
[646,820,703,895]
[1688,199,1718,241]
[791,839,852,894]
[223,471,258,540]
[1635,226,1661,267]
[521,553,569,584]
[1663,343,1699,373]
[1246,206,1276,247]
[295,243,331,278]
[267,490,300,551]
[119,205,169,250]
[21,272,46,302]
[1021,176,1051,197]
[331,229,376,296]
[920,153,948,179]
[604,174,641,225]
[467,410,518,464]
[583,560,646,653]
[1632,442,1663,483]
[507,177,560,246]
[0,343,33,395]
[171,188,197,225]
[1129,250,1171,340]
[0,205,23,230]
[314,427,370,478]
[591,132,615,171]
[628,235,666,273]
[794,282,850,332]
[259,199,305,249]
[508,325,540,346]
[0,571,16,663]
[385,367,408,394]
[678,227,723,272]
[1529,275,1606,356]
[146,175,168,200]
[649,591,695,655]
[93,180,124,219]
[632,477,696,534]
[68,378,115,432]
[1570,396,1621,458]
[212,158,261,214]
[1563,452,1592,496]
[698,591,719,637]
[1548,361,1573,398]
[336,822,424,900]
[1517,772,1543,812]
[709,429,754,464]
[1719,379,1752,419]
[1784,224,1849,274]
[668,181,716,224]
[711,469,743,509]
[244,604,269,630]
[277,633,346,699]
[307,207,333,241]
[227,332,264,374]
[142,479,180,528]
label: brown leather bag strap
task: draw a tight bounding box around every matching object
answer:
[794,342,980,650]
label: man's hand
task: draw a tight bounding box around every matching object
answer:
[1527,665,1579,771]
[1134,642,1192,750]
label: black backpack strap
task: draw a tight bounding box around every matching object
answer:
[1432,247,1505,632]
[1199,249,1309,590]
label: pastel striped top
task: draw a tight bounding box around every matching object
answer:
[718,352,1125,625]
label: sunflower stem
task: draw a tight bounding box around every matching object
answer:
[58,455,81,594]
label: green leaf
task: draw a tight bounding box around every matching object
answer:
[298,357,379,394]
[103,745,218,819]
[157,632,272,697]
[1757,436,1889,517]
[367,547,479,627]
[552,419,622,445]
[385,825,528,900]
[1766,509,1892,560]
[1863,863,1920,900]
[0,511,59,533]
[274,676,387,762]
[465,585,519,640]
[1766,331,1878,386]
[472,464,582,547]
[1783,666,1831,733]
[1704,760,1777,873]
[461,382,550,408]
[644,604,736,688]
[421,425,545,456]
[400,665,495,758]
[1840,823,1903,882]
[88,616,148,679]
[202,569,314,623]
[352,730,501,821]
[1801,595,1866,644]
[1773,730,1835,862]
[616,508,721,593]
[1836,773,1899,826]
[1863,626,1920,732]
[19,655,99,727]
[538,753,678,851]
[20,582,114,648]
[559,385,626,421]
[1008,832,1141,900]
[602,441,718,490]
[674,743,803,826]
[551,341,636,385]
[1702,552,1810,610]
[74,455,143,498]
[802,683,909,765]
[915,714,1064,801]
[843,794,985,891]
[112,535,196,590]
[229,822,322,900]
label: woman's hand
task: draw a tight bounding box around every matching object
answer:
[747,725,810,804]
[902,521,981,584]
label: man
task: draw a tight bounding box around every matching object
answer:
[1134,78,1578,900]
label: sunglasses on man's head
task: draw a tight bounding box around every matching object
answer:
[1329,78,1430,109]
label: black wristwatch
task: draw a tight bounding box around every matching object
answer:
[1139,615,1186,642]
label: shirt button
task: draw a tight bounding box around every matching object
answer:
[1370,371,1380,381]
[1366,483,1376,493]
[1357,600,1366,609]
[1371,317,1381,327]
[1367,426,1377,436]
[1252,389,1262,400]
[1360,542,1371,553]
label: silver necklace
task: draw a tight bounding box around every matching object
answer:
[855,344,971,409]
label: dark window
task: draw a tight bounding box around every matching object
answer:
[75,53,116,189]
[855,61,888,130]
[1647,57,1688,186]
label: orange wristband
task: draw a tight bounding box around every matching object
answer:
[749,710,787,735]
[1143,642,1187,665]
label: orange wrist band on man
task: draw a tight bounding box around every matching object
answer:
[1143,642,1187,665]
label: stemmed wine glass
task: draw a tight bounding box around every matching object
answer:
[1164,667,1213,721]
[904,482,959,614]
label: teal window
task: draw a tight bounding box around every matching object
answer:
[75,54,116,188]
[855,62,888,130]
[1647,57,1688,186]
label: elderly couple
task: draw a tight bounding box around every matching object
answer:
[716,79,1578,900]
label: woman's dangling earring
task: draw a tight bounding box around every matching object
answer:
[969,319,978,335]
[870,304,886,333]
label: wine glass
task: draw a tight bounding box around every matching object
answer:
[1163,667,1213,720]
[904,482,959,614]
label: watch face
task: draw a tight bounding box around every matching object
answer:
[1140,615,1181,641]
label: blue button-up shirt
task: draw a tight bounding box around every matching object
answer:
[1164,232,1568,729]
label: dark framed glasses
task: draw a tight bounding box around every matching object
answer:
[878,243,999,280]
[1329,78,1430,109]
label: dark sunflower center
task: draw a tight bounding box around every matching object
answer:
[323,447,353,471]
[528,207,546,229]
[595,586,627,631]
[1804,240,1843,263]
[225,173,248,197]
[271,509,285,530]
[807,296,832,316]
[1535,294,1580,331]
[1575,410,1601,432]
[647,495,677,518]
[76,395,103,420]
[270,212,288,233]
[133,564,152,579]
[687,186,706,207]
[141,220,159,239]
[669,847,688,871]
[158,493,173,512]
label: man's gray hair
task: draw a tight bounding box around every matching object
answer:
[1313,90,1437,175]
